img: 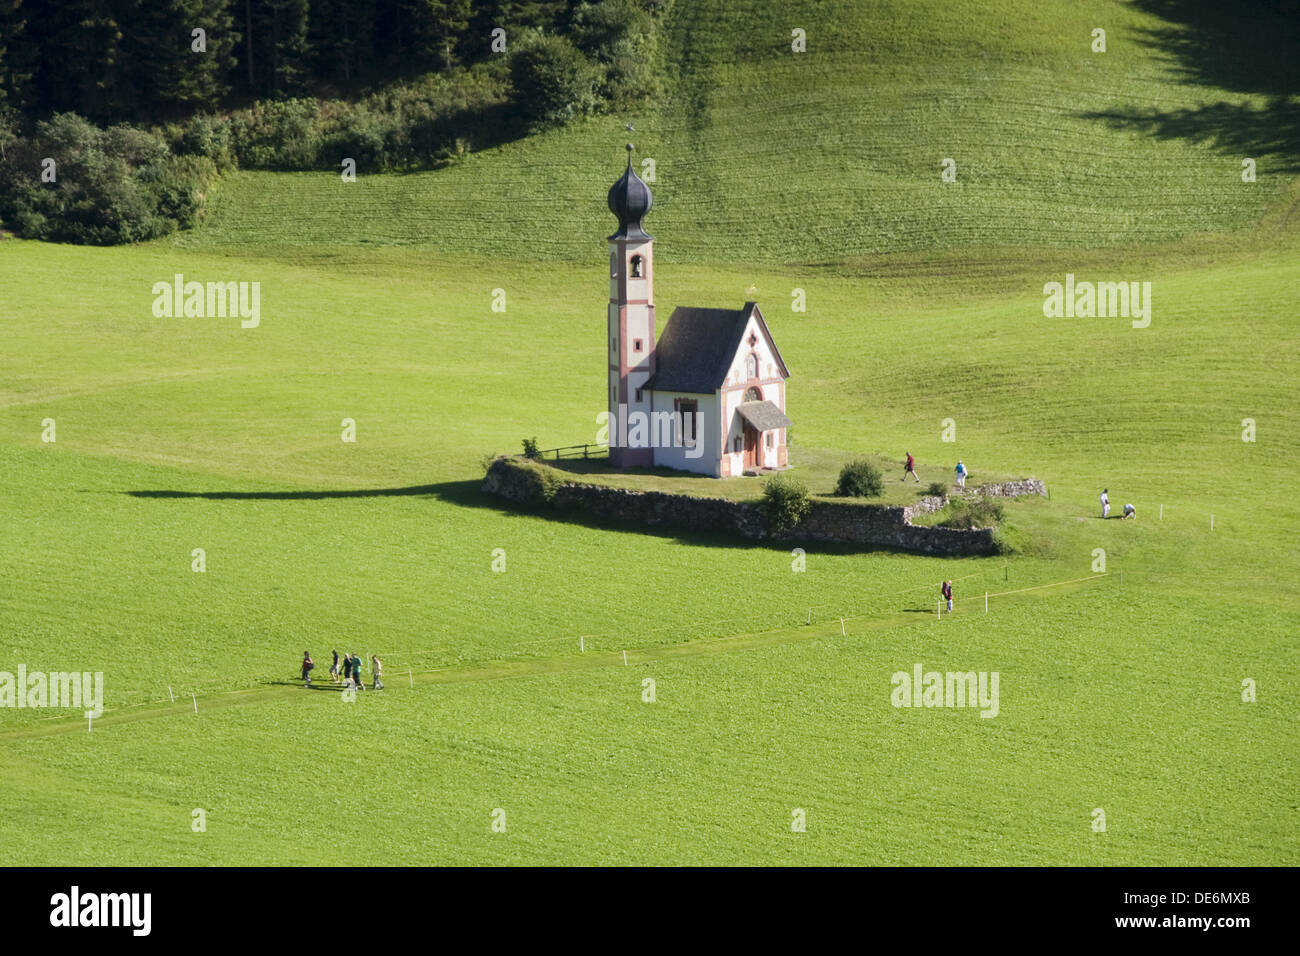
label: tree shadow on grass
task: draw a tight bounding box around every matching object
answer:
[1081,0,1300,172]
[125,479,961,558]
[127,483,455,501]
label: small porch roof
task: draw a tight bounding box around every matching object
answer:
[735,400,792,432]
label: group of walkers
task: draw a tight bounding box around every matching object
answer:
[300,650,384,690]
[902,452,968,491]
[906,455,1137,520]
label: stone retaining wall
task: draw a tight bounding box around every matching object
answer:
[482,458,1046,556]
[971,478,1047,498]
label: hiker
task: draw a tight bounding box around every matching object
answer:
[352,654,365,691]
[955,461,967,490]
[1123,503,1136,520]
[1100,488,1110,519]
[903,452,920,483]
[301,652,314,687]
[371,655,384,691]
[942,580,953,613]
[329,649,340,684]
[342,652,354,688]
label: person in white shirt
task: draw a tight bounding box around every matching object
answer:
[1123,503,1136,520]
[1100,489,1110,519]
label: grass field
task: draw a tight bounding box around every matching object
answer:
[179,0,1297,264]
[1,0,1297,865]
[536,448,1008,505]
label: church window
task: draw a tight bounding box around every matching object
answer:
[635,388,643,403]
[766,432,774,449]
[610,251,618,277]
[676,399,698,444]
[746,354,758,379]
[745,386,762,402]
[733,436,742,453]
[630,255,643,278]
[634,339,643,352]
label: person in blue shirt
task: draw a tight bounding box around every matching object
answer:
[955,461,967,490]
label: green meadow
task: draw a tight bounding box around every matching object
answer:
[1,0,1297,865]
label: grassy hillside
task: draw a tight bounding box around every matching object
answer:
[177,0,1299,263]
[1,234,1296,863]
[1,0,1296,867]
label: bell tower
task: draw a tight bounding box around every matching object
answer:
[606,143,655,468]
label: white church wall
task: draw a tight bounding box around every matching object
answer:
[723,313,783,392]
[650,391,718,476]
[762,428,783,469]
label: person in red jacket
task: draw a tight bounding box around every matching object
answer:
[941,580,953,613]
[903,452,920,483]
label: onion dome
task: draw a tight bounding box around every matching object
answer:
[608,143,653,241]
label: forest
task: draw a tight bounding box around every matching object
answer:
[0,0,664,242]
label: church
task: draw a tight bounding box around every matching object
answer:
[604,145,791,478]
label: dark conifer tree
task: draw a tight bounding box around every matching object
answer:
[123,0,237,114]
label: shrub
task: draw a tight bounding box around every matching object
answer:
[925,481,948,497]
[318,104,398,170]
[935,497,1005,530]
[177,113,235,172]
[516,458,562,503]
[762,474,811,533]
[571,0,662,108]
[0,113,216,244]
[522,437,541,459]
[226,65,511,172]
[226,98,323,170]
[143,154,217,229]
[509,34,599,130]
[836,459,884,498]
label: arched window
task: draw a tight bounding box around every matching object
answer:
[610,251,618,277]
[733,436,742,453]
[745,386,762,402]
[630,255,643,278]
[746,353,758,379]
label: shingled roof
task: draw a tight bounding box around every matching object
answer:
[643,302,790,394]
[736,400,793,432]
